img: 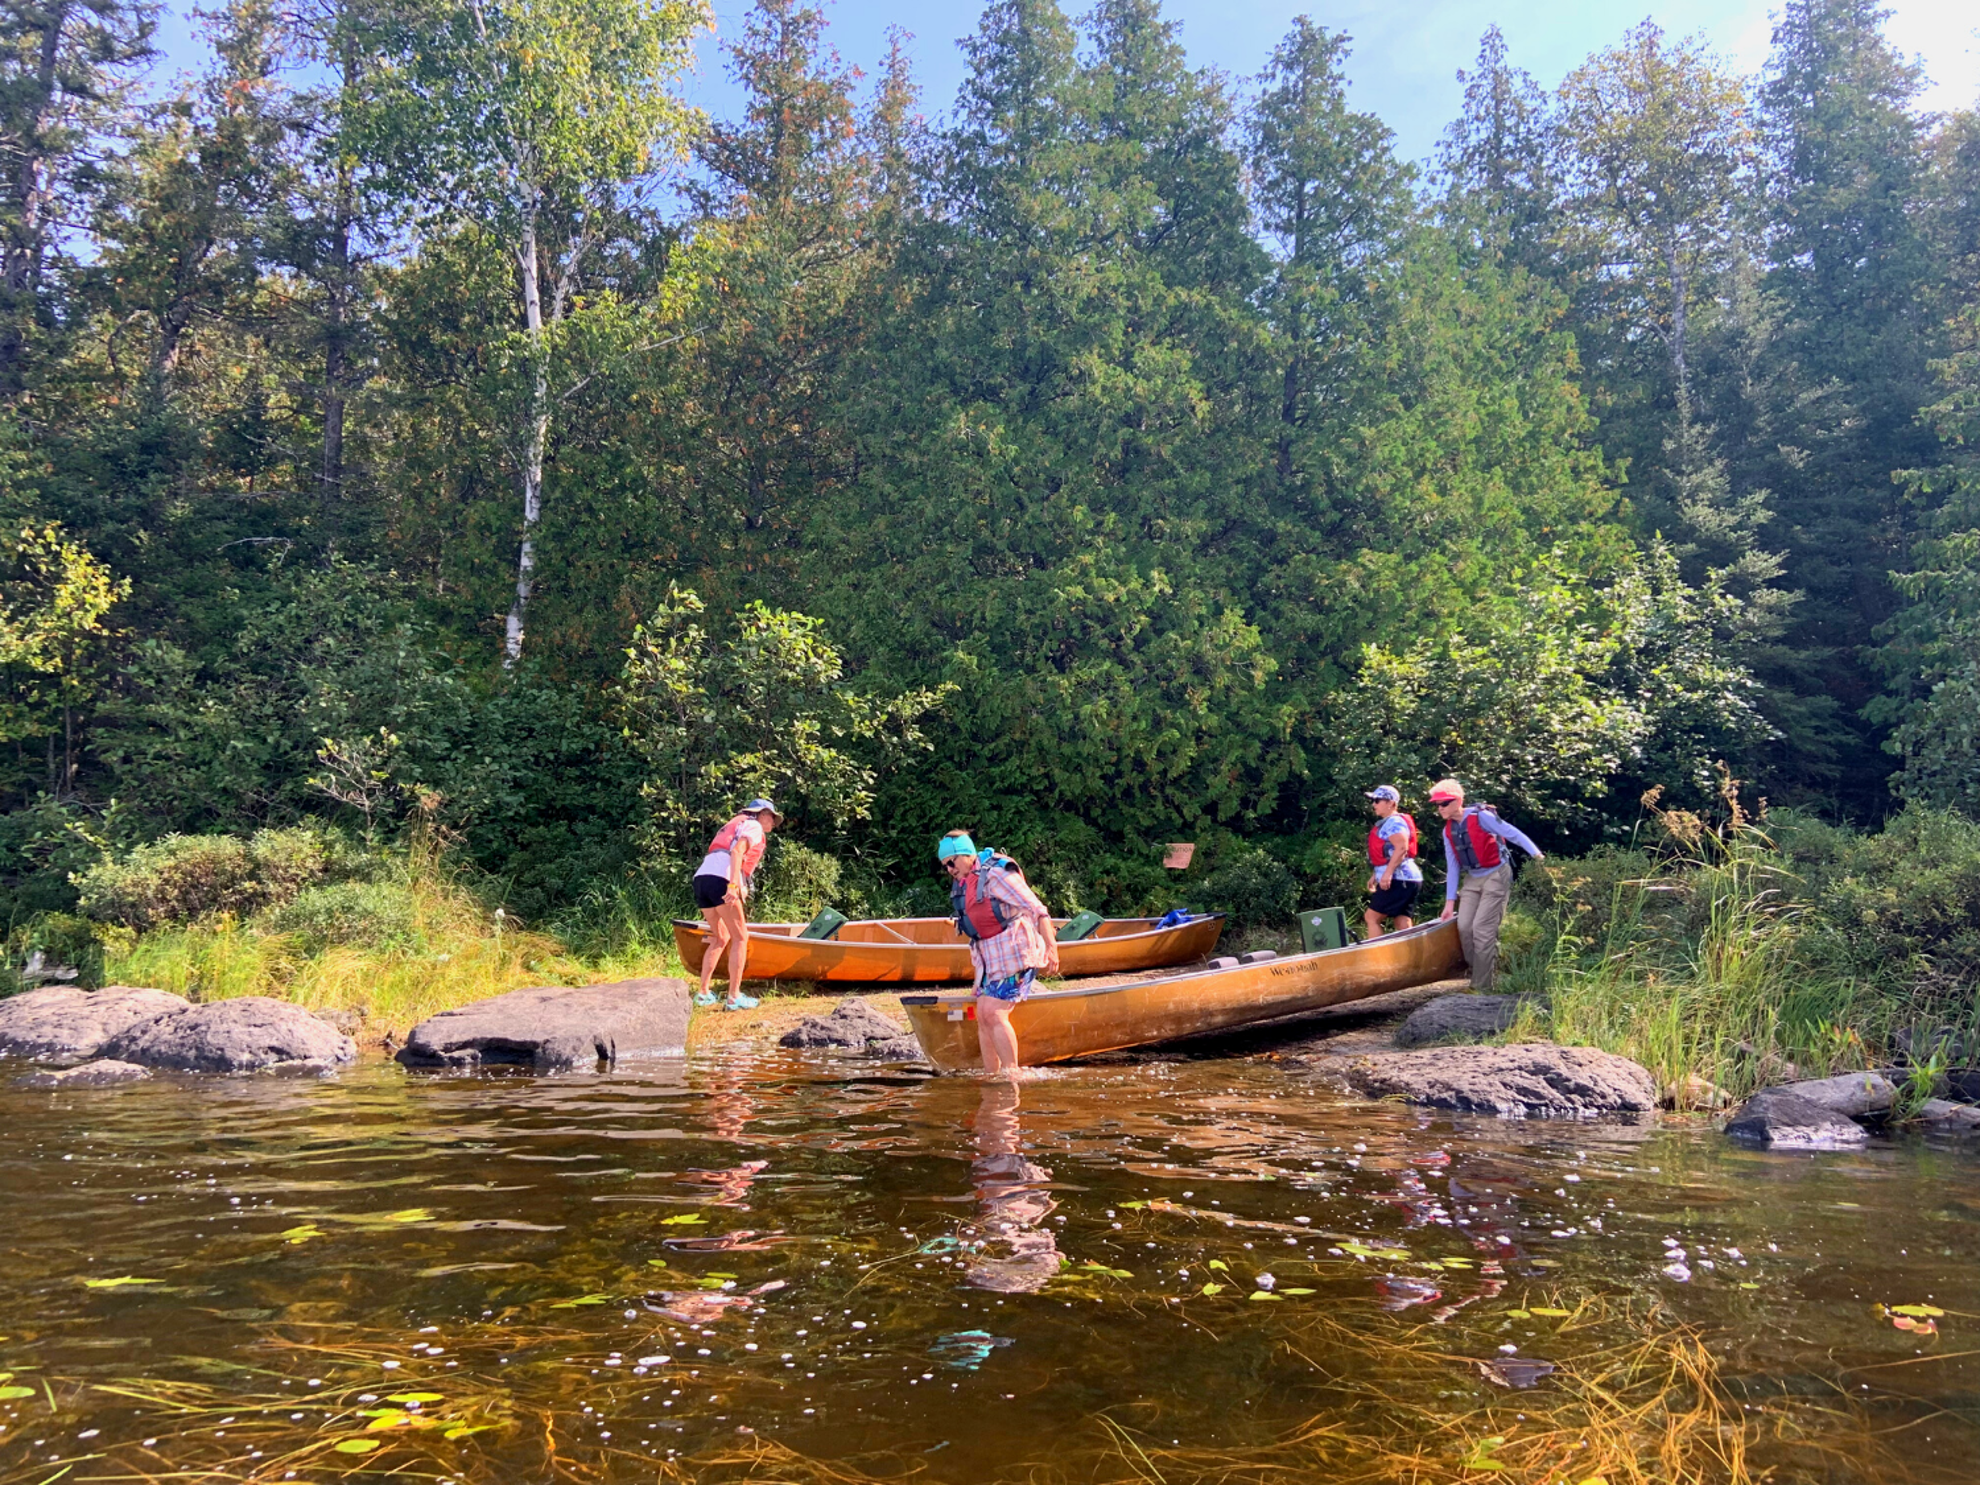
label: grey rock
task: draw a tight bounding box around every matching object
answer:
[865,1035,927,1062]
[0,985,188,1063]
[1771,1072,1898,1120]
[1913,1099,1980,1134]
[1893,1027,1967,1066]
[101,996,355,1073]
[19,1058,152,1088]
[1345,1043,1659,1119]
[397,978,689,1072]
[777,997,908,1051]
[1946,1069,1980,1103]
[1724,1087,1869,1150]
[1394,994,1531,1049]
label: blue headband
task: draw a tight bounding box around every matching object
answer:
[937,833,977,862]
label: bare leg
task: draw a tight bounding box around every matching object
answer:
[698,907,732,1000]
[725,902,750,1001]
[1394,915,1414,932]
[1364,907,1385,938]
[976,996,1020,1078]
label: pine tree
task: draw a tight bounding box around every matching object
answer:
[1435,26,1559,277]
[1759,0,1938,809]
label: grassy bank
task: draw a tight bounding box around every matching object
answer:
[1496,789,1980,1098]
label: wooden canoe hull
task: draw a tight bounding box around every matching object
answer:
[899,919,1465,1071]
[671,913,1226,985]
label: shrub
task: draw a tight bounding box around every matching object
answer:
[74,823,364,929]
[751,840,844,924]
[1199,848,1300,931]
[264,881,421,954]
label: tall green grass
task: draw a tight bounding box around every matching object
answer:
[1502,785,1979,1095]
[100,841,690,1033]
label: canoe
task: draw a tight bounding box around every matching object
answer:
[899,918,1464,1071]
[671,913,1227,986]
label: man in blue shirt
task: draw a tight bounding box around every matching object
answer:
[1363,785,1424,938]
[1430,778,1544,990]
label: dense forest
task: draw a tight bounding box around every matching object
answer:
[3,0,1979,943]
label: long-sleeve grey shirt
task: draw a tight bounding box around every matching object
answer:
[1442,809,1543,900]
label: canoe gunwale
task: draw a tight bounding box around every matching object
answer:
[898,918,1449,1008]
[667,913,1227,953]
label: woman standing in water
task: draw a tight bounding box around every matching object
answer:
[691,799,781,1010]
[939,830,1059,1077]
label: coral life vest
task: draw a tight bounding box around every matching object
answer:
[707,813,767,881]
[952,853,1023,941]
[1445,806,1503,872]
[1367,811,1419,868]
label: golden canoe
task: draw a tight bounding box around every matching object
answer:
[671,913,1227,986]
[899,918,1465,1071]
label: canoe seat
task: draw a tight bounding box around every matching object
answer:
[798,907,850,940]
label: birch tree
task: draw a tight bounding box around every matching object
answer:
[356,0,706,663]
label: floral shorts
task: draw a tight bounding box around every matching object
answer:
[978,969,1037,1002]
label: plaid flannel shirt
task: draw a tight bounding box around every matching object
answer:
[967,866,1053,984]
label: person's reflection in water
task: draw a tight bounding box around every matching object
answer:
[962,1081,1061,1293]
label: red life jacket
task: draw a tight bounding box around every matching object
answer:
[707,814,767,880]
[957,866,1010,940]
[1444,807,1503,872]
[1367,811,1419,867]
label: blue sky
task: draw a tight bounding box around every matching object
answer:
[155,1,1980,166]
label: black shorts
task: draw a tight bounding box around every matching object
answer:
[693,874,733,910]
[1369,880,1422,919]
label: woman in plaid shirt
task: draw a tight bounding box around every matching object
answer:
[939,831,1060,1076]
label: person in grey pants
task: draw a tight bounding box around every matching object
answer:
[1430,779,1544,990]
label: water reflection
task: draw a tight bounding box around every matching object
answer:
[963,1081,1061,1293]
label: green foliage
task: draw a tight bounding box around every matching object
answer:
[74,823,367,930]
[1508,796,1980,1093]
[618,584,950,862]
[749,839,843,924]
[264,879,421,954]
[1196,848,1299,933]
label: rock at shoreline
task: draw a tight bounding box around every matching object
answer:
[1345,1043,1659,1119]
[779,998,914,1054]
[1393,994,1530,1048]
[397,979,690,1072]
[1768,1071,1898,1119]
[19,1058,153,1088]
[866,1035,926,1061]
[1724,1087,1869,1149]
[0,985,188,1063]
[100,997,355,1073]
[1914,1099,1980,1135]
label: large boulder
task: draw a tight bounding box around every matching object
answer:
[1345,1043,1659,1119]
[19,1059,153,1089]
[397,978,690,1072]
[1724,1087,1869,1149]
[778,998,910,1052]
[0,985,188,1063]
[100,996,355,1073]
[1393,994,1531,1048]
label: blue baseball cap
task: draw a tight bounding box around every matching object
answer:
[937,832,977,862]
[1364,785,1401,803]
[742,798,782,819]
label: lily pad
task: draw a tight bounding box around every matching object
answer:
[385,1392,445,1404]
[333,1438,381,1454]
[1890,1304,1945,1318]
[0,1386,35,1400]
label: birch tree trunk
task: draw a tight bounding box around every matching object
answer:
[505,208,551,666]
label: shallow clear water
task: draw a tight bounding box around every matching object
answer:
[2,1041,1977,1483]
